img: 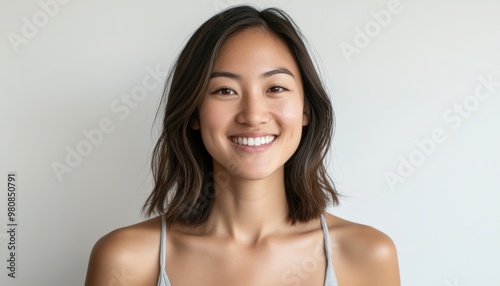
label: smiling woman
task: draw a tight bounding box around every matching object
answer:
[85,5,400,286]
[198,28,307,182]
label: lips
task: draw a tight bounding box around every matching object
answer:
[230,135,276,146]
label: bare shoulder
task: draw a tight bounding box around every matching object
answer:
[324,212,400,286]
[84,216,162,286]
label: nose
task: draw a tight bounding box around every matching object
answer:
[236,91,270,126]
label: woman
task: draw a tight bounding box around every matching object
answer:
[85,5,400,286]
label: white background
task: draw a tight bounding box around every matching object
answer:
[1,0,499,285]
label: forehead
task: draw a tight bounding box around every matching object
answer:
[212,28,300,74]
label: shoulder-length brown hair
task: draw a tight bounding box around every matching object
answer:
[143,5,339,227]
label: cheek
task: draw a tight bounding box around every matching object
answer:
[199,101,226,130]
[277,100,304,143]
[198,100,233,149]
[279,100,304,124]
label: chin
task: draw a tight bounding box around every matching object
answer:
[231,166,282,181]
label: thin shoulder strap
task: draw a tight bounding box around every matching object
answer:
[320,214,332,263]
[159,214,166,267]
[320,213,339,286]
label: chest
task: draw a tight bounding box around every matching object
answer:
[164,234,329,286]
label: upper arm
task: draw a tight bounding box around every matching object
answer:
[331,220,400,286]
[84,227,159,286]
[361,230,400,286]
[85,230,130,286]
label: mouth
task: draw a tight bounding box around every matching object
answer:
[229,135,277,147]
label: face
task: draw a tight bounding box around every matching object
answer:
[196,28,308,181]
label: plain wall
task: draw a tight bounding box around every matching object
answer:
[1,0,499,285]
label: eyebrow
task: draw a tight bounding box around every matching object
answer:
[209,68,295,79]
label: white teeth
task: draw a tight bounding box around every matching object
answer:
[231,136,276,146]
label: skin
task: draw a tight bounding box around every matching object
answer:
[85,28,400,286]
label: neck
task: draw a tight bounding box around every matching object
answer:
[203,165,289,245]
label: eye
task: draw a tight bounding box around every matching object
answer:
[214,88,237,95]
[268,86,287,93]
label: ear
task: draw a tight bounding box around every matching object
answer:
[191,115,200,130]
[191,120,200,130]
[302,102,309,126]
